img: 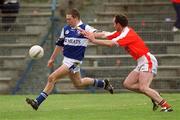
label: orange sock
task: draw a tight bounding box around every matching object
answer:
[158,99,171,109]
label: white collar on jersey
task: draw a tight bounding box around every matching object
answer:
[76,20,83,26]
[72,20,83,29]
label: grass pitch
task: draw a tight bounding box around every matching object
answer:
[0,93,179,120]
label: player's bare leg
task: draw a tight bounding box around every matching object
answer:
[43,64,69,94]
[26,64,69,110]
[69,72,113,94]
[139,71,173,112]
[69,72,94,88]
[123,71,159,111]
[123,71,141,93]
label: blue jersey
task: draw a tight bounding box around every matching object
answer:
[56,21,96,61]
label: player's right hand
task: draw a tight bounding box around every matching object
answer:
[47,59,54,68]
[77,27,95,42]
[84,32,95,42]
[77,27,87,36]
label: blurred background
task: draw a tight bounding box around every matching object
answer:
[0,0,180,94]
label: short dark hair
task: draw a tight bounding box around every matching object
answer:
[114,14,128,27]
[67,8,80,19]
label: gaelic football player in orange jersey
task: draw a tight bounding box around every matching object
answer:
[82,14,173,112]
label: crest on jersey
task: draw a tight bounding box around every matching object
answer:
[65,30,69,35]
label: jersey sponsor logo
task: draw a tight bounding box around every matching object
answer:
[64,37,88,47]
[65,38,81,44]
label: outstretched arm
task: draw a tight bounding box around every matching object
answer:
[76,26,116,47]
[93,31,112,38]
[84,31,116,47]
[76,26,110,39]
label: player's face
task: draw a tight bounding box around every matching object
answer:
[113,17,122,32]
[66,14,77,27]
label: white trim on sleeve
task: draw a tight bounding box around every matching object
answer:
[111,27,130,42]
[60,28,64,38]
[85,25,97,32]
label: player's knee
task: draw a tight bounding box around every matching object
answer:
[139,86,148,93]
[48,75,57,84]
[123,81,130,89]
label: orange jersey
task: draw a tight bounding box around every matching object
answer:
[106,27,149,60]
[171,0,180,3]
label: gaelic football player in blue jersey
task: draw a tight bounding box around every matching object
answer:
[26,8,113,110]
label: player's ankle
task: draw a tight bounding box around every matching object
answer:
[158,99,171,109]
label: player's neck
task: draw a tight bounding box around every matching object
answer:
[74,20,81,27]
[117,26,127,32]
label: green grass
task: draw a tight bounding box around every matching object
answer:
[0,93,179,120]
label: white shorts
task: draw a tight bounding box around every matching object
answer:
[134,52,158,75]
[62,57,82,73]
